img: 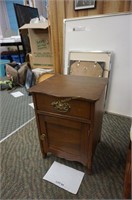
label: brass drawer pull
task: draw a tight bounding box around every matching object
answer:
[51,99,71,113]
[40,134,46,140]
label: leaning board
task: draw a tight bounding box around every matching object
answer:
[63,12,132,117]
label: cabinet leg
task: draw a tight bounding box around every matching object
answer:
[98,134,102,143]
[87,160,92,174]
[43,153,47,159]
[87,168,92,175]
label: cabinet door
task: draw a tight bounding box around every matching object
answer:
[38,114,90,165]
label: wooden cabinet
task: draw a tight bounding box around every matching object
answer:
[29,74,107,173]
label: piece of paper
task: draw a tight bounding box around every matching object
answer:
[29,103,34,109]
[11,91,24,98]
[43,161,85,194]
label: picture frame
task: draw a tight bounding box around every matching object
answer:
[74,0,96,10]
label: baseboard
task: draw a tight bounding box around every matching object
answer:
[105,111,132,120]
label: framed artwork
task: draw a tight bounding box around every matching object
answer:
[75,0,96,10]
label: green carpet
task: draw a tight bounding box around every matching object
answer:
[0,113,131,199]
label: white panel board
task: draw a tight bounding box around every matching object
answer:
[63,13,132,117]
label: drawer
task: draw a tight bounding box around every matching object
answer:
[34,93,91,120]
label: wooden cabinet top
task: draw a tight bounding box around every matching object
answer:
[29,74,108,101]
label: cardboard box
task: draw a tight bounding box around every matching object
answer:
[20,22,53,69]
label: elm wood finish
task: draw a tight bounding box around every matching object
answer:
[29,75,107,173]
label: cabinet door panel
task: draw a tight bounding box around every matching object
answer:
[38,114,90,163]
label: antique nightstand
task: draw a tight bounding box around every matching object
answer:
[29,74,107,174]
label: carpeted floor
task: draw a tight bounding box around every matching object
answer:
[0,87,35,141]
[0,113,131,199]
